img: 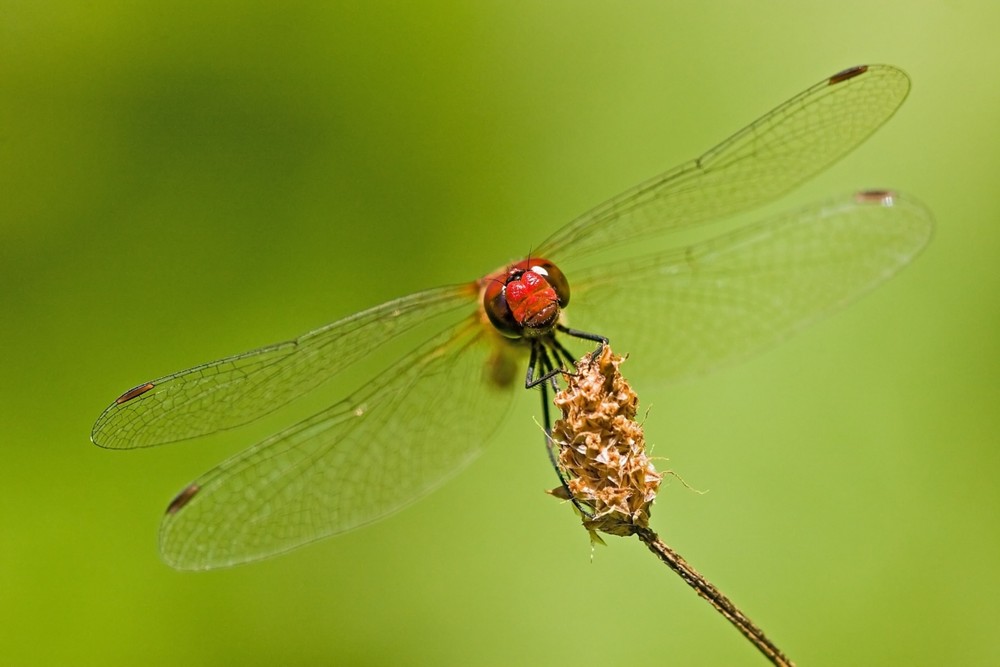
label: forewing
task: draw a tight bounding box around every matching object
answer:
[159,316,521,569]
[537,65,910,263]
[91,284,477,449]
[568,191,932,382]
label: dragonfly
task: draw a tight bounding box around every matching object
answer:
[92,64,932,570]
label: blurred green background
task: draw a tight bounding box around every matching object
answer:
[3,1,998,665]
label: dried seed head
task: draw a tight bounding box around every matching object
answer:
[549,345,661,537]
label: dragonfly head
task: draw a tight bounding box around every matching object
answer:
[483,258,570,339]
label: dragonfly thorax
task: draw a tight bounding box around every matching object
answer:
[483,258,571,339]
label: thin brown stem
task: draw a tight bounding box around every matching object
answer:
[632,526,795,667]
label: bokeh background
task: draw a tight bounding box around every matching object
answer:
[3,2,998,665]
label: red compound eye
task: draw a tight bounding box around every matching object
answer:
[483,277,521,338]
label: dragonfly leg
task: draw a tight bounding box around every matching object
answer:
[527,338,592,517]
[537,373,592,518]
[555,324,608,361]
[549,335,579,370]
[524,339,564,389]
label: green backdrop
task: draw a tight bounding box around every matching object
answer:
[3,2,998,665]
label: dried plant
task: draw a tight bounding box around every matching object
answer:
[549,346,795,667]
[549,345,661,537]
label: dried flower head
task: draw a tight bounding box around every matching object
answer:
[548,345,661,537]
[546,346,794,667]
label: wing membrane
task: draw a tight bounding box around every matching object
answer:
[159,316,520,569]
[92,285,477,449]
[568,191,932,382]
[538,65,910,263]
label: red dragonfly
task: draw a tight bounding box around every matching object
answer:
[92,65,931,570]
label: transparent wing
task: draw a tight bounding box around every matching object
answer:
[537,65,910,263]
[91,284,478,449]
[567,191,932,382]
[159,316,521,570]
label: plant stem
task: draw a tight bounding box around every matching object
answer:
[632,526,795,667]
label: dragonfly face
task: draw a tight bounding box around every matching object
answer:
[482,258,571,339]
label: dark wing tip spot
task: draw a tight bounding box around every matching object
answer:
[115,382,155,404]
[829,65,869,85]
[854,189,897,205]
[166,484,200,515]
